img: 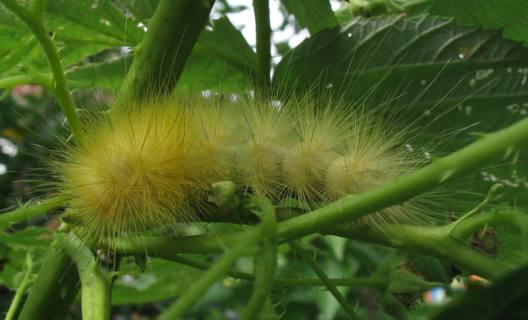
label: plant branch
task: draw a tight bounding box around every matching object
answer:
[0,0,84,140]
[111,207,523,280]
[18,242,80,320]
[252,0,271,94]
[0,73,52,89]
[329,223,510,279]
[242,197,277,319]
[449,210,528,240]
[118,0,215,103]
[0,196,66,230]
[290,241,359,319]
[5,252,34,320]
[60,232,112,320]
[157,227,265,320]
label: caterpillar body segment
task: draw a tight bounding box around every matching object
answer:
[55,96,430,242]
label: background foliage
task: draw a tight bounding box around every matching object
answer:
[1,0,528,319]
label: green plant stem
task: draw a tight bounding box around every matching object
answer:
[252,0,271,94]
[60,232,112,320]
[118,0,215,103]
[5,252,34,320]
[290,242,359,319]
[0,73,52,89]
[329,223,510,279]
[18,242,80,320]
[277,116,528,241]
[158,228,265,320]
[0,196,66,229]
[449,210,528,239]
[0,0,84,140]
[108,232,241,255]
[109,210,523,280]
[242,197,277,319]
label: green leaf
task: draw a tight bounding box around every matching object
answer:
[46,0,143,47]
[177,17,256,93]
[281,0,339,34]
[430,0,528,46]
[0,0,142,81]
[112,257,203,305]
[274,15,528,132]
[67,54,132,91]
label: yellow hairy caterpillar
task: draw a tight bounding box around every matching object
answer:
[54,94,433,243]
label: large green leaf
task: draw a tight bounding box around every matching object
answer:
[0,0,142,81]
[430,0,528,47]
[177,17,256,93]
[274,15,528,132]
[338,0,528,48]
[281,0,339,34]
[67,53,133,91]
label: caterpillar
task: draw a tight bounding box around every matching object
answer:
[53,93,435,244]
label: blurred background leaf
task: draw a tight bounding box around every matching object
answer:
[1,1,528,319]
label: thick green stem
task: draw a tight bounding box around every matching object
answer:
[290,242,359,319]
[108,232,241,255]
[18,242,80,320]
[329,223,510,279]
[118,0,215,103]
[109,209,522,280]
[0,0,84,140]
[60,232,112,320]
[252,0,271,94]
[158,228,265,320]
[5,252,34,320]
[0,196,66,229]
[278,117,528,240]
[242,197,277,319]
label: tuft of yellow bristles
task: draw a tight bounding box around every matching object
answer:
[54,95,429,242]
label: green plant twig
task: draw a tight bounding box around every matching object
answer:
[242,197,277,319]
[0,0,84,140]
[329,223,510,279]
[290,241,359,319]
[0,73,52,89]
[252,0,271,94]
[60,232,112,320]
[448,183,503,238]
[5,252,34,320]
[158,227,265,319]
[0,196,66,230]
[449,210,528,240]
[18,242,80,320]
[109,211,516,280]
